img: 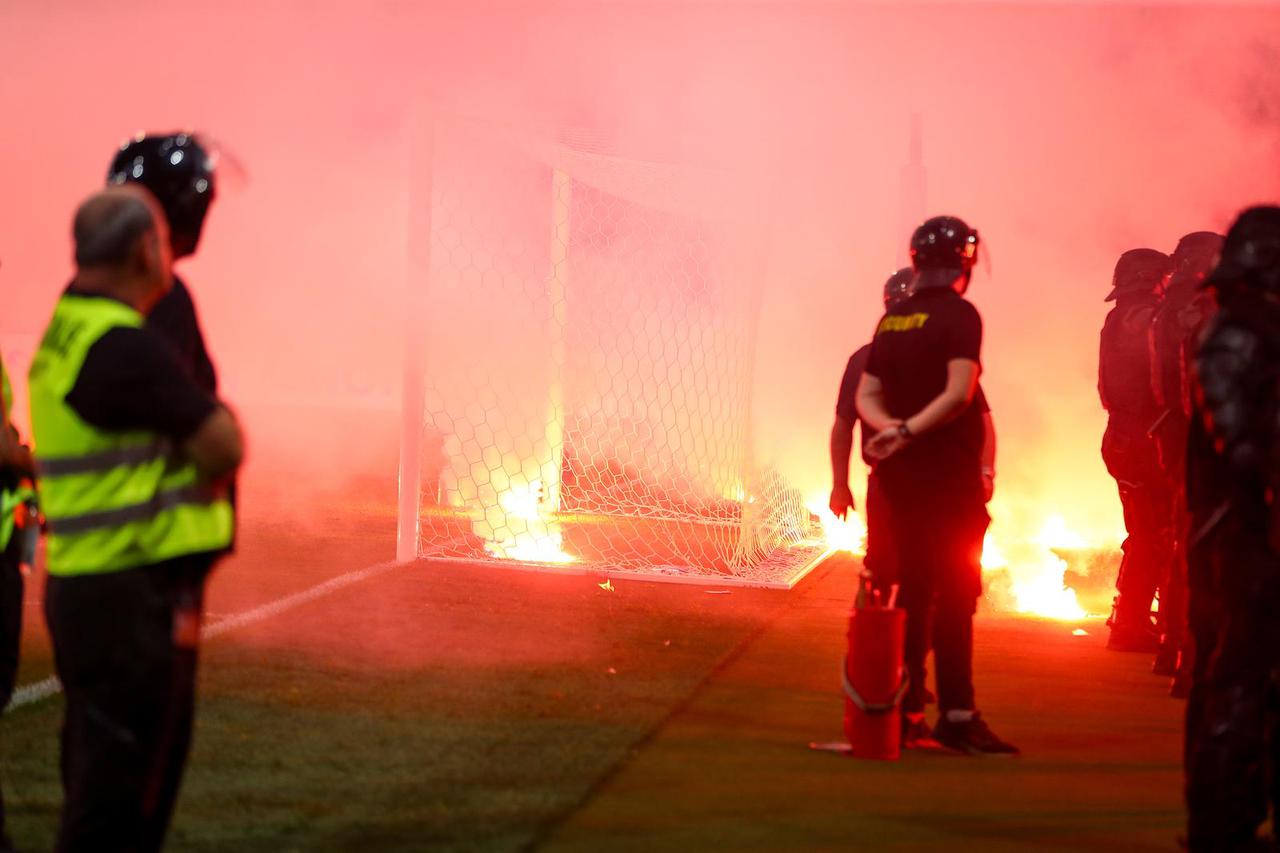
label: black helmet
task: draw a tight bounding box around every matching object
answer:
[1204,207,1280,294]
[910,216,980,273]
[1105,248,1171,302]
[911,213,977,290]
[107,132,215,258]
[1164,231,1224,300]
[883,267,913,308]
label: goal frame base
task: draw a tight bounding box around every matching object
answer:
[411,547,834,591]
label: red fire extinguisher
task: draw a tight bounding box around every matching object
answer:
[842,580,907,760]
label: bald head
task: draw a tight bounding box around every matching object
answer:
[71,186,172,310]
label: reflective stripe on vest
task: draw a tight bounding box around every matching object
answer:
[29,294,232,576]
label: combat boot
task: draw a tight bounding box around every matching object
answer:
[1107,620,1160,653]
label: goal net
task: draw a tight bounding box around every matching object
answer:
[400,113,825,586]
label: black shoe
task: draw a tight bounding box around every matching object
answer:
[932,713,1020,756]
[902,712,934,748]
[1107,622,1160,653]
[923,687,937,705]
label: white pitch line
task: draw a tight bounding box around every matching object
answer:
[6,557,407,713]
[5,538,824,714]
[10,675,60,708]
[201,559,399,640]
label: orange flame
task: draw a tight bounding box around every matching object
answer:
[982,516,1088,620]
[482,480,576,564]
[807,494,867,555]
[808,489,1097,621]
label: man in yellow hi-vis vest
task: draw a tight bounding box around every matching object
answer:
[31,187,243,852]
[0,342,36,853]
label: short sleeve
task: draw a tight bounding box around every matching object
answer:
[865,320,886,379]
[66,327,218,441]
[946,300,983,365]
[836,347,869,422]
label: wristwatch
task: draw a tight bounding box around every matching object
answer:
[897,421,913,439]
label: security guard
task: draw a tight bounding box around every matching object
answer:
[1147,232,1223,686]
[32,187,243,851]
[831,268,997,734]
[0,346,35,853]
[1098,249,1174,653]
[856,216,1017,755]
[1183,206,1280,851]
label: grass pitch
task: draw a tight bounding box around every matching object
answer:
[1,517,1184,851]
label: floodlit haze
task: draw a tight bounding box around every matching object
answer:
[1,1,1277,549]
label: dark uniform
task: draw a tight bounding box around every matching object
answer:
[1147,233,1224,682]
[148,276,217,395]
[108,134,220,395]
[861,216,1016,755]
[831,269,915,592]
[1183,207,1280,851]
[836,351,989,594]
[1099,249,1174,653]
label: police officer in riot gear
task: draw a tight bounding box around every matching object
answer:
[1099,249,1174,653]
[856,216,1018,755]
[104,134,232,846]
[1148,232,1224,686]
[1184,206,1280,851]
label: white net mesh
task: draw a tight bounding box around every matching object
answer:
[410,115,824,584]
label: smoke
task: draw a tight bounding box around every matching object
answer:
[1,1,1277,553]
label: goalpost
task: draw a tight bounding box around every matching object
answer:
[398,110,826,587]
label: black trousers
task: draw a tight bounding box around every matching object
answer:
[882,469,988,715]
[1102,421,1174,627]
[0,533,23,846]
[1184,521,1280,851]
[863,472,899,591]
[44,557,211,853]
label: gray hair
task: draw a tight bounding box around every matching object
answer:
[73,189,158,268]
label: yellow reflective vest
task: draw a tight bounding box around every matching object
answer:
[0,362,26,551]
[29,294,232,576]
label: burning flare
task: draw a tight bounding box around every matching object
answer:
[982,516,1088,620]
[808,490,1093,621]
[482,480,576,564]
[807,494,867,555]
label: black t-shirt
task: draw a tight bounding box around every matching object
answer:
[63,291,217,441]
[865,287,985,482]
[838,341,990,468]
[148,276,218,395]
